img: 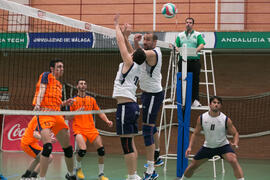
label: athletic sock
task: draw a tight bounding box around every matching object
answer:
[154,149,160,161]
[76,159,81,169]
[146,161,154,174]
[98,164,104,175]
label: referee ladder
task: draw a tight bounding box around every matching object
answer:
[158,49,217,171]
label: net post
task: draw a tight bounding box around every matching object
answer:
[176,72,192,178]
[176,44,196,178]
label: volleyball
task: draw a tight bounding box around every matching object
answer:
[161,3,177,18]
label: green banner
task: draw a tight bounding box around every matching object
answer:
[215,32,270,48]
[0,33,28,48]
[0,87,8,91]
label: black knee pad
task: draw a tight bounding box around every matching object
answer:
[42,143,53,157]
[78,149,86,158]
[63,146,73,158]
[120,137,133,154]
[97,147,105,156]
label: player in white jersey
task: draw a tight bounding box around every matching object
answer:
[181,96,244,180]
[113,14,146,180]
[134,33,164,180]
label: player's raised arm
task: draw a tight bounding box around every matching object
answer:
[114,14,133,67]
[122,23,134,54]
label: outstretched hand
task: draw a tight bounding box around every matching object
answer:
[122,23,132,37]
[114,14,120,26]
[134,33,142,42]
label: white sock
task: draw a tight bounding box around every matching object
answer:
[238,178,245,180]
[76,159,81,169]
[39,177,46,180]
[68,171,75,176]
[146,161,154,174]
[128,174,136,179]
[98,164,104,175]
[155,148,160,152]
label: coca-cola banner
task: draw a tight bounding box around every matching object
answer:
[1,115,74,152]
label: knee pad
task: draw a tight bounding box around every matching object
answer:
[78,149,86,158]
[120,137,133,154]
[42,143,53,157]
[97,147,105,156]
[63,146,73,158]
[143,125,154,146]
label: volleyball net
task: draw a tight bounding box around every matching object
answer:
[0,0,270,139]
[0,0,171,140]
[0,0,170,114]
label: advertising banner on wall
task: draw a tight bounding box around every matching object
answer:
[0,33,28,48]
[1,115,74,152]
[1,32,269,49]
[162,32,270,49]
[28,32,94,48]
[214,32,270,48]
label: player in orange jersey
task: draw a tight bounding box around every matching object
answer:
[33,59,75,180]
[69,79,113,180]
[20,116,55,180]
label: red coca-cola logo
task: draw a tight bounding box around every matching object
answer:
[7,124,25,141]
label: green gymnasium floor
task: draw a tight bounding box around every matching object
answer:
[1,151,270,180]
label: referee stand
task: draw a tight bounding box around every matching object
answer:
[158,45,217,178]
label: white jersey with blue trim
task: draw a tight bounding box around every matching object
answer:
[139,47,162,93]
[113,62,141,102]
[201,111,230,148]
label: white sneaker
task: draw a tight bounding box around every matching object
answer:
[192,100,202,107]
[135,174,142,180]
[126,174,142,180]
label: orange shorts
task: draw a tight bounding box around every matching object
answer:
[37,115,68,135]
[21,142,42,158]
[74,129,99,143]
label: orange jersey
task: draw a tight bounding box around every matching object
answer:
[70,96,100,132]
[33,72,62,111]
[21,116,39,145]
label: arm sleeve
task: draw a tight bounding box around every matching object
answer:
[197,34,206,46]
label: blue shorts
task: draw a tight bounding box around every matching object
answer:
[116,102,139,135]
[141,91,164,124]
[194,144,235,160]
